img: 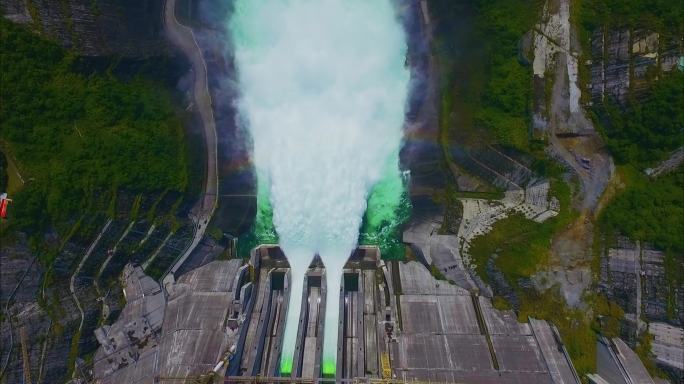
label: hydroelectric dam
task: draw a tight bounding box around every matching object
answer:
[91,245,582,383]
[229,246,581,383]
[91,0,583,382]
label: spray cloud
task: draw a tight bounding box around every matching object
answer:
[228,0,408,376]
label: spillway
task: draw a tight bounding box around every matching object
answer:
[228,0,410,375]
[291,267,326,378]
[234,247,291,376]
[231,246,389,381]
[224,245,580,384]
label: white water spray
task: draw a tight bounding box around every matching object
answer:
[229,0,408,375]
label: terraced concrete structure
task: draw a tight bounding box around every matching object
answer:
[93,245,582,383]
[388,261,580,383]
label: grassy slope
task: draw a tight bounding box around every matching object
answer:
[470,180,573,285]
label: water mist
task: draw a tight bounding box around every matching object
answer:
[228,0,409,376]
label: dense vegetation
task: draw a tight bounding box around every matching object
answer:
[580,5,682,378]
[579,0,684,31]
[578,1,684,378]
[574,0,684,333]
[470,0,538,151]
[0,19,189,235]
[428,0,684,376]
[595,73,684,167]
[601,169,683,253]
[594,73,684,255]
[430,0,539,152]
[0,153,8,192]
[430,0,573,288]
[599,166,683,323]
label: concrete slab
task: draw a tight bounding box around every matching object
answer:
[444,334,495,371]
[399,297,442,333]
[529,318,580,384]
[157,260,243,381]
[649,322,684,370]
[437,295,480,334]
[480,296,531,335]
[491,335,547,373]
[398,261,469,296]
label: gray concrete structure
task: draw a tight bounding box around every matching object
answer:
[236,246,289,377]
[593,337,656,384]
[388,260,580,384]
[649,322,684,371]
[336,248,385,381]
[93,260,248,384]
[96,246,587,383]
[158,260,245,382]
[93,265,165,384]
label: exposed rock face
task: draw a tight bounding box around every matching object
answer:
[0,191,196,384]
[1,233,84,384]
[0,233,42,305]
[1,0,169,57]
[589,28,683,104]
[599,238,683,326]
[399,1,445,196]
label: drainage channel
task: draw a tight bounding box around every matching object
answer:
[291,271,325,379]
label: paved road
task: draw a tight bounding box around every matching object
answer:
[162,0,219,283]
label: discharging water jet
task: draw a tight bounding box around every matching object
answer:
[229,0,409,376]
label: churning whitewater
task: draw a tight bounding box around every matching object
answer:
[229,0,409,375]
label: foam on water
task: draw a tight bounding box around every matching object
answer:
[228,0,408,375]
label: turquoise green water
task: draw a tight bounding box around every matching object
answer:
[359,160,411,260]
[241,170,410,259]
[279,357,293,376]
[254,176,278,243]
[237,176,278,256]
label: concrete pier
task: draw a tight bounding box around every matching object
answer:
[335,247,385,381]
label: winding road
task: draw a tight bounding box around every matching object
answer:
[162,0,219,285]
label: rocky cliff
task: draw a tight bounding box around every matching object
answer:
[589,28,682,104]
[1,0,168,57]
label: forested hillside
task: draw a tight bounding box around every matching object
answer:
[0,19,189,236]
